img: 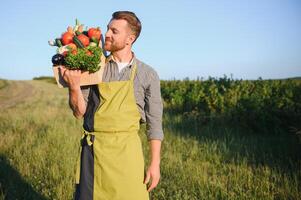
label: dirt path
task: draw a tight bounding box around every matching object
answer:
[0,80,35,110]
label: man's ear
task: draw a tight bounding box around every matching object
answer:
[127,34,136,45]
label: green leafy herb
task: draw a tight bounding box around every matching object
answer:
[64,46,103,73]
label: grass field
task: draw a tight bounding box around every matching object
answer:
[0,79,300,200]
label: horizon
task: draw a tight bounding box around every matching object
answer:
[2,74,300,82]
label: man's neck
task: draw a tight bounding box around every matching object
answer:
[111,48,133,63]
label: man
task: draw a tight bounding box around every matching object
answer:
[60,11,163,200]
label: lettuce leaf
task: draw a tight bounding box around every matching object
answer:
[64,46,103,73]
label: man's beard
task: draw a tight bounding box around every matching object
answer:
[104,41,126,52]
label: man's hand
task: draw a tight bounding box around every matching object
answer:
[58,66,81,89]
[144,163,160,192]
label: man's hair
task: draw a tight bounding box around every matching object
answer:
[112,11,142,43]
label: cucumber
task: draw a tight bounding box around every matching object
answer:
[55,38,63,47]
[73,36,85,48]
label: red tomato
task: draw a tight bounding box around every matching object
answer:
[77,34,90,47]
[86,50,92,56]
[68,43,77,50]
[61,32,74,45]
[71,49,77,55]
[88,27,101,40]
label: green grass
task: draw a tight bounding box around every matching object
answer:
[156,113,301,200]
[0,80,300,200]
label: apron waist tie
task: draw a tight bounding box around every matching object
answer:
[81,129,95,146]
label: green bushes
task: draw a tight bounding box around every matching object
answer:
[33,76,56,84]
[161,76,301,133]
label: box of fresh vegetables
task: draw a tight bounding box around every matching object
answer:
[48,19,106,88]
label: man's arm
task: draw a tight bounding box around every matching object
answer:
[59,66,87,119]
[143,69,164,192]
[68,87,87,119]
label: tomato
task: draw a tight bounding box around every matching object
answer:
[61,32,74,45]
[68,43,77,50]
[88,27,101,40]
[77,34,90,47]
[71,49,77,55]
[86,50,92,56]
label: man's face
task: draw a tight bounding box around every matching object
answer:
[104,19,134,52]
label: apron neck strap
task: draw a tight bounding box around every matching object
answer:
[130,61,137,81]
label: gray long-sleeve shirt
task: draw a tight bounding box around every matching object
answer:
[81,54,164,141]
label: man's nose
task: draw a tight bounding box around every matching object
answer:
[105,30,111,38]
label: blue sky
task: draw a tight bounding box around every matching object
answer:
[0,0,300,80]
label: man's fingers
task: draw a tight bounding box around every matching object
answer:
[147,180,157,192]
[58,66,66,72]
[59,67,69,84]
[144,171,150,184]
[58,66,82,75]
[68,69,82,75]
[58,66,67,77]
[147,176,159,192]
[147,183,154,192]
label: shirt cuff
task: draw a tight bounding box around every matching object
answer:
[147,129,164,141]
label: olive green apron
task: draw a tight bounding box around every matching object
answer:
[75,62,149,200]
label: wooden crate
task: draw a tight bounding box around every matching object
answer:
[52,53,106,88]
